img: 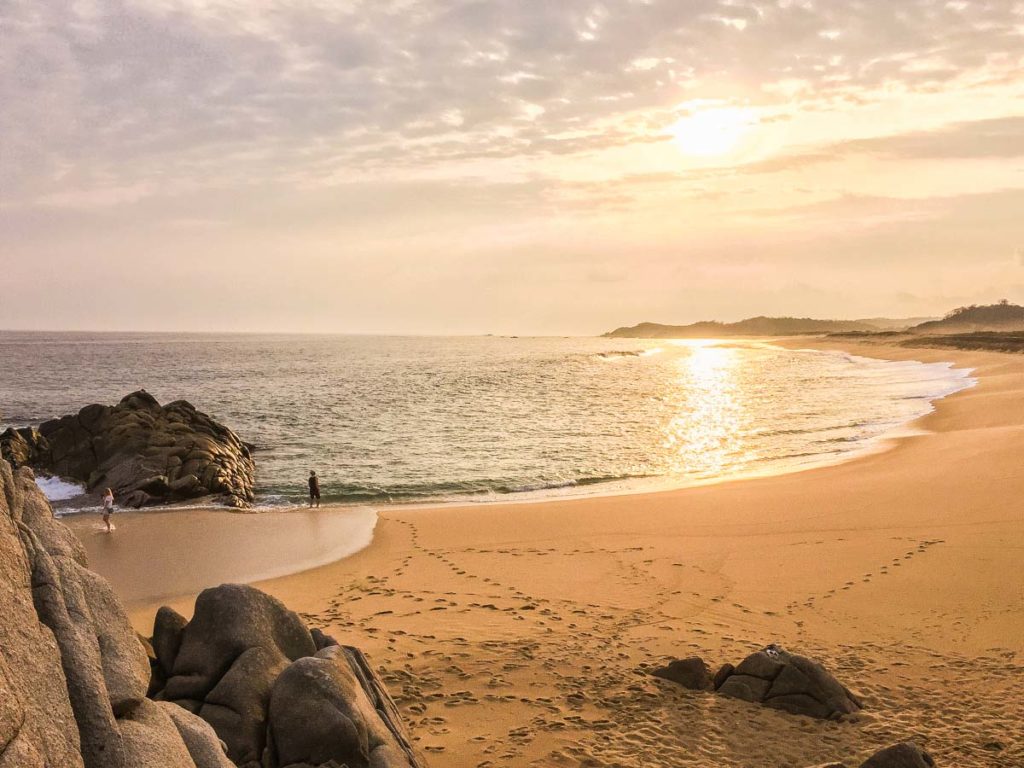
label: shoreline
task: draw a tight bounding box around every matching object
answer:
[60,339,974,518]
[72,338,1024,767]
[65,338,981,610]
[47,338,971,518]
[63,340,975,610]
[65,504,378,605]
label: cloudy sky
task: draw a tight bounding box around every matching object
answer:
[2,0,1023,333]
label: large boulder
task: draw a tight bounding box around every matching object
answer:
[149,584,424,768]
[266,645,420,768]
[1,458,422,768]
[1,391,255,508]
[859,742,935,768]
[0,459,232,768]
[0,461,83,768]
[714,644,862,720]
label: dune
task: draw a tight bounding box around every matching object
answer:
[72,339,1024,767]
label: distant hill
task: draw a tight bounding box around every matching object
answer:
[603,315,927,339]
[912,302,1024,334]
[855,317,938,330]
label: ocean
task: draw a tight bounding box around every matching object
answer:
[0,332,973,511]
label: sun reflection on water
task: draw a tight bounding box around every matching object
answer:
[662,341,758,478]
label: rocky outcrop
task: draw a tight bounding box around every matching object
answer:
[650,656,713,691]
[148,584,424,768]
[0,458,231,767]
[0,390,255,508]
[1,459,423,768]
[654,645,862,720]
[714,645,862,720]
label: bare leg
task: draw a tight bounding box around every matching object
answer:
[103,512,111,532]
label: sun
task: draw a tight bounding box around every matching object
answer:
[668,107,758,157]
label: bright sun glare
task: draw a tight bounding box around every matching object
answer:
[668,107,758,157]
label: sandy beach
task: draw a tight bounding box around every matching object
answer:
[68,339,1024,767]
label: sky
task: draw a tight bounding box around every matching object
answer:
[2,0,1023,334]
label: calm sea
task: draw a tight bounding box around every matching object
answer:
[0,332,972,510]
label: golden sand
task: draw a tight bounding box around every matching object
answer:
[72,340,1024,767]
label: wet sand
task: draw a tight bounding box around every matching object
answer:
[65,505,376,604]
[76,340,1024,767]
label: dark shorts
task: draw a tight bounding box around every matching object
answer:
[309,490,320,499]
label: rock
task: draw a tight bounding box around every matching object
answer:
[73,565,151,716]
[122,490,152,509]
[0,464,84,768]
[859,742,935,768]
[26,524,129,766]
[650,656,713,690]
[0,391,255,508]
[151,606,188,683]
[135,474,170,495]
[154,585,319,765]
[165,584,316,697]
[1,459,423,768]
[168,474,204,495]
[735,650,785,679]
[0,459,224,768]
[712,662,734,690]
[0,427,48,469]
[119,698,199,767]
[717,673,773,702]
[311,627,340,651]
[150,584,426,768]
[201,645,289,766]
[266,645,420,768]
[714,644,861,720]
[158,702,234,768]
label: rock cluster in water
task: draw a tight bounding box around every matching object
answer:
[147,584,422,768]
[0,460,424,768]
[0,390,255,508]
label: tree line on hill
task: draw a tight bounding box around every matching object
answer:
[603,302,1024,339]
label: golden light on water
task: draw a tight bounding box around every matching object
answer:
[663,341,757,477]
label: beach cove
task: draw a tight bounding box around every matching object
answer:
[68,339,1024,767]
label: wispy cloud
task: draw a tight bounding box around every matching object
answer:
[1,0,1024,331]
[4,0,1023,197]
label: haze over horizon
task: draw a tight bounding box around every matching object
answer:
[2,1,1023,335]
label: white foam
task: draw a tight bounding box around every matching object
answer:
[35,475,86,501]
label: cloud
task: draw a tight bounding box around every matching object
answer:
[3,0,1024,202]
[834,115,1024,161]
[2,0,1024,332]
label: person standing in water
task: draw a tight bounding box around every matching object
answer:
[101,487,115,532]
[308,470,321,508]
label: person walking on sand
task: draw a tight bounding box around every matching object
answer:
[308,470,321,508]
[101,487,115,532]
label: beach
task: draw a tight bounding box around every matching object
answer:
[67,339,1024,767]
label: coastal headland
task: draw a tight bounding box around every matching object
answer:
[69,339,1024,767]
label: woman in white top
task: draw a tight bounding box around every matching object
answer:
[102,488,115,532]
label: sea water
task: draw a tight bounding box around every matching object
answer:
[0,333,973,510]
